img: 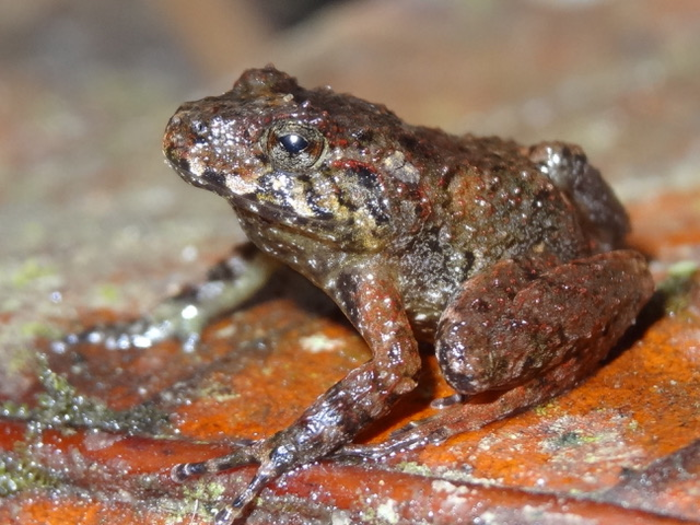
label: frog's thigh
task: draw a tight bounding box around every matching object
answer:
[436,250,653,396]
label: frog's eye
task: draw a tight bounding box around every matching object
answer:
[266,122,326,171]
[278,133,308,154]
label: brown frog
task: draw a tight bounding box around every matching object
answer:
[60,67,655,524]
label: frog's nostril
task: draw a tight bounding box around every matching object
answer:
[163,130,186,154]
[191,119,208,136]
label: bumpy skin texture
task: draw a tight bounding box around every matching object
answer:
[158,67,653,523]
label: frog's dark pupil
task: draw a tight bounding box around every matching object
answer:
[278,133,308,155]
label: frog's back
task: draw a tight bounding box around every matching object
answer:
[394,131,595,337]
[437,134,592,269]
[399,130,592,263]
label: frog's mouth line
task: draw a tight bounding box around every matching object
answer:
[230,194,358,248]
[168,158,347,245]
[227,194,390,253]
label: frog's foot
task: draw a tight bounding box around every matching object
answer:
[51,301,206,354]
[335,393,466,458]
[526,141,630,252]
[336,421,448,461]
[171,443,262,525]
[171,434,313,525]
[336,348,624,463]
[51,244,277,354]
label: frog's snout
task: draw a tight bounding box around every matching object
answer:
[163,112,186,154]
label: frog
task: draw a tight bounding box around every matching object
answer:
[57,66,655,524]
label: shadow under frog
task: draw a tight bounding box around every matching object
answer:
[54,67,654,524]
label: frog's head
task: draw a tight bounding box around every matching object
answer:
[163,66,428,253]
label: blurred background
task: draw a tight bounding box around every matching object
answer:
[1,0,699,348]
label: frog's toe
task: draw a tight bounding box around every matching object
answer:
[334,424,444,461]
[430,393,464,409]
[170,445,258,482]
[51,318,169,353]
[49,313,207,354]
[214,506,239,525]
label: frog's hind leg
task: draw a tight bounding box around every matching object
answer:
[339,249,654,460]
[436,250,653,398]
[52,243,279,354]
[337,354,600,460]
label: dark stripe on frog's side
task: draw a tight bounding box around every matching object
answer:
[332,271,362,329]
[332,165,392,228]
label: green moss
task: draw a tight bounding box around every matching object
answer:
[160,479,227,524]
[182,477,227,504]
[533,400,559,417]
[19,321,63,340]
[11,259,57,288]
[96,283,122,304]
[552,430,600,448]
[395,461,433,477]
[0,445,58,496]
[1,355,169,436]
[657,261,699,315]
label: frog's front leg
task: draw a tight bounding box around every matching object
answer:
[172,270,422,525]
[52,243,278,354]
